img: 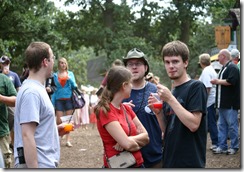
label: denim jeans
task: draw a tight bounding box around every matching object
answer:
[217,108,239,150]
[207,104,218,146]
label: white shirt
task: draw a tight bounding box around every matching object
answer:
[199,65,217,107]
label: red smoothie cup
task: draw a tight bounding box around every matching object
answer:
[153,102,163,109]
[151,93,163,109]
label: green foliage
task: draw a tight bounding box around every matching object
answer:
[55,46,95,87]
[0,0,237,88]
[209,0,237,24]
[0,0,60,74]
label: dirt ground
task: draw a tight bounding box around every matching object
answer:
[10,123,241,169]
[58,124,240,169]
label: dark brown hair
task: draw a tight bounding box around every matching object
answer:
[94,66,132,119]
[161,40,189,63]
[25,42,51,73]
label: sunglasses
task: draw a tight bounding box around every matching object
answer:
[1,56,10,64]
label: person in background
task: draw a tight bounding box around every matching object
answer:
[0,56,22,91]
[0,73,17,168]
[230,48,240,70]
[52,57,77,147]
[0,55,21,154]
[89,88,99,129]
[45,73,56,99]
[14,42,71,168]
[123,48,164,168]
[80,86,90,130]
[94,66,149,168]
[19,63,29,83]
[145,72,160,85]
[96,59,124,97]
[154,76,160,85]
[149,40,208,167]
[198,53,218,150]
[145,72,154,82]
[230,48,240,135]
[211,49,240,155]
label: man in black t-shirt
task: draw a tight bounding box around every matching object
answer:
[149,40,208,167]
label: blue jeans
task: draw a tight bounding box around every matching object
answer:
[207,104,218,146]
[217,108,239,150]
[55,99,73,111]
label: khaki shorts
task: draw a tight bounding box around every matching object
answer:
[0,135,12,168]
[8,106,15,131]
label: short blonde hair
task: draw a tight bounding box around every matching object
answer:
[199,53,210,66]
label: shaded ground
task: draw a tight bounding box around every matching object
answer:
[58,124,241,169]
[10,123,240,169]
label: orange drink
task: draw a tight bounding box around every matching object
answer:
[64,123,73,132]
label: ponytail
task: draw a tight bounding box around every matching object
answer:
[94,87,113,120]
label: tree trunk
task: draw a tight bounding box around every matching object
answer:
[179,19,190,44]
[103,0,114,30]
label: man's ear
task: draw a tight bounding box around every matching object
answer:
[43,58,49,67]
[184,60,188,69]
[145,65,148,74]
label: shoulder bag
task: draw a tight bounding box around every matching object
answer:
[105,105,136,168]
[71,89,86,109]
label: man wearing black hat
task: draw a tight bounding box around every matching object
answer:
[122,48,163,168]
[0,55,22,153]
[0,55,22,91]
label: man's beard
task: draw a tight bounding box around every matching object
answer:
[169,75,179,80]
[132,74,144,82]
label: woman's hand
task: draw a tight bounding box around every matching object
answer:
[113,143,124,151]
[46,86,52,93]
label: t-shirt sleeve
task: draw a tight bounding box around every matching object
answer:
[19,91,40,125]
[186,81,207,115]
[226,65,240,86]
[99,108,118,127]
[13,72,22,88]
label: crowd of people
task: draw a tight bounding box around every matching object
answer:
[0,40,240,168]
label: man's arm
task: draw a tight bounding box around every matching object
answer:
[0,94,16,107]
[157,84,202,132]
[167,96,202,132]
[21,122,38,168]
[211,79,231,86]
